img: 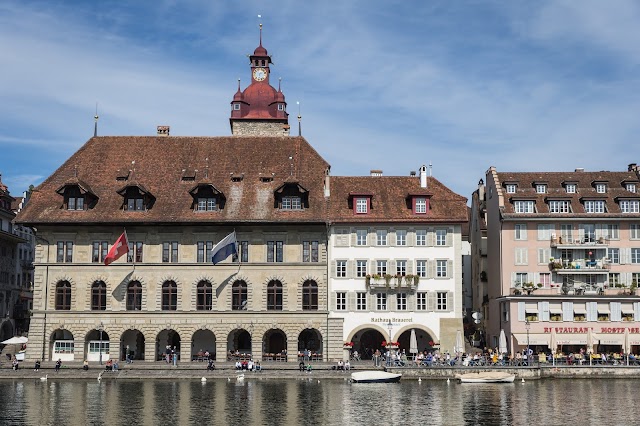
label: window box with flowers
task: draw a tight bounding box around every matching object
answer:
[398,274,419,289]
[622,314,634,322]
[343,342,354,348]
[550,314,562,322]
[381,340,399,348]
[366,274,385,289]
[574,315,586,322]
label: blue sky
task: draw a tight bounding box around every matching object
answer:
[1,0,640,200]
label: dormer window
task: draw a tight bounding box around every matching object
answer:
[356,198,368,214]
[514,200,535,213]
[620,200,640,213]
[506,184,517,194]
[56,180,98,211]
[584,200,606,213]
[415,198,427,214]
[626,183,637,193]
[189,184,225,212]
[566,184,577,194]
[117,185,154,212]
[536,184,547,194]
[596,184,607,193]
[275,182,309,210]
[233,103,241,111]
[277,104,284,111]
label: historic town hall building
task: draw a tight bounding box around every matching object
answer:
[17,30,467,363]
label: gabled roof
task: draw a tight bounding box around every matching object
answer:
[16,136,330,224]
[328,176,467,223]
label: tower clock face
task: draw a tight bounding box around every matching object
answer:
[253,68,267,81]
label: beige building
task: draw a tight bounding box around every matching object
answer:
[477,164,640,355]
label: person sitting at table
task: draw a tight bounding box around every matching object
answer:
[204,350,210,360]
[197,349,204,359]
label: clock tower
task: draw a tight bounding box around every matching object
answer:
[230,24,290,136]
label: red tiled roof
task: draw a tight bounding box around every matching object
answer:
[496,170,640,217]
[16,136,330,224]
[328,176,467,223]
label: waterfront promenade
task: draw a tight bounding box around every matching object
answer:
[2,360,640,381]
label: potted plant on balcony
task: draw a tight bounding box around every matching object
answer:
[366,274,382,288]
[523,282,537,295]
[384,274,394,288]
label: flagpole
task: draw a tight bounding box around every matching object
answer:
[125,228,134,272]
[235,229,241,274]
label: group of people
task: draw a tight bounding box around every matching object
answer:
[298,361,313,372]
[334,360,351,371]
[164,346,178,366]
[234,359,261,371]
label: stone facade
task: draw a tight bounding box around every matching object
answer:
[231,121,290,137]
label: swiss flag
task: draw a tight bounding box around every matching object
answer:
[104,231,130,266]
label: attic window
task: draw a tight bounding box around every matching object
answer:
[281,196,302,210]
[355,198,368,214]
[275,182,309,210]
[566,184,577,194]
[277,104,284,111]
[414,197,427,214]
[233,103,241,110]
[596,184,607,194]
[181,169,197,181]
[505,184,517,194]
[56,181,98,211]
[65,187,85,211]
[626,183,637,193]
[260,176,274,183]
[118,185,154,212]
[231,174,244,182]
[536,184,547,194]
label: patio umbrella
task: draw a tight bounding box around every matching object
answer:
[587,327,595,354]
[499,329,508,355]
[549,328,557,366]
[409,329,418,356]
[455,330,464,355]
[624,328,631,365]
[1,336,28,345]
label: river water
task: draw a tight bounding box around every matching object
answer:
[0,378,637,425]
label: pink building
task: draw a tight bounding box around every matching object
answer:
[476,164,640,356]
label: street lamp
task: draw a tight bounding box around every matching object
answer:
[524,318,530,366]
[96,322,104,365]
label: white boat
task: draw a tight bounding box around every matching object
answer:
[457,372,515,383]
[351,371,402,383]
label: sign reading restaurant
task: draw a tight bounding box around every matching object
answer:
[371,317,414,323]
[543,327,640,334]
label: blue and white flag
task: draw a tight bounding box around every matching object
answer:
[211,231,237,265]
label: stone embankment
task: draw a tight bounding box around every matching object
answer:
[2,361,640,381]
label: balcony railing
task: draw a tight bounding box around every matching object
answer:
[550,259,611,274]
[365,275,419,290]
[550,236,610,248]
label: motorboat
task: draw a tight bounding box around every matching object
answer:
[457,372,515,383]
[351,371,402,383]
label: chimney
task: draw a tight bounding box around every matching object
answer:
[157,125,170,136]
[324,167,331,197]
[478,178,485,201]
[370,169,383,177]
[575,168,585,172]
[629,163,638,172]
[419,165,428,188]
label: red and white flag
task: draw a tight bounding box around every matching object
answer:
[104,231,130,266]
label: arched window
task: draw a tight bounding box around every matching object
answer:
[302,280,318,310]
[232,280,247,310]
[267,280,282,310]
[126,281,142,311]
[196,280,212,310]
[55,281,71,310]
[91,280,106,310]
[162,281,177,311]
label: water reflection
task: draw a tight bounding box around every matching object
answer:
[1,378,640,425]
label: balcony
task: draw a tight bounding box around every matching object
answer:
[550,259,610,274]
[365,274,419,291]
[550,236,609,248]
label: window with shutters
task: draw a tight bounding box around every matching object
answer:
[416,260,427,278]
[608,248,619,264]
[537,248,550,264]
[515,248,528,265]
[396,230,407,246]
[537,225,553,240]
[397,293,407,310]
[539,273,550,288]
[376,260,387,275]
[376,293,387,310]
[632,225,640,240]
[356,260,367,277]
[356,292,367,311]
[376,230,387,246]
[515,273,528,287]
[632,248,640,264]
[436,260,447,278]
[601,224,619,239]
[336,260,347,277]
[435,229,447,246]
[416,229,427,246]
[396,260,407,276]
[336,292,346,311]
[356,229,368,246]
[436,292,447,311]
[417,292,427,310]
[514,224,527,240]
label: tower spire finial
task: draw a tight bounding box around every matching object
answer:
[258,14,263,46]
[94,102,99,137]
[278,77,281,92]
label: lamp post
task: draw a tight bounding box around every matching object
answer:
[525,318,530,367]
[97,322,104,365]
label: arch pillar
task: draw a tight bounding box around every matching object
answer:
[216,336,228,362]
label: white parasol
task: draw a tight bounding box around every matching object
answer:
[1,336,28,345]
[499,329,508,354]
[454,330,464,354]
[409,329,418,356]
